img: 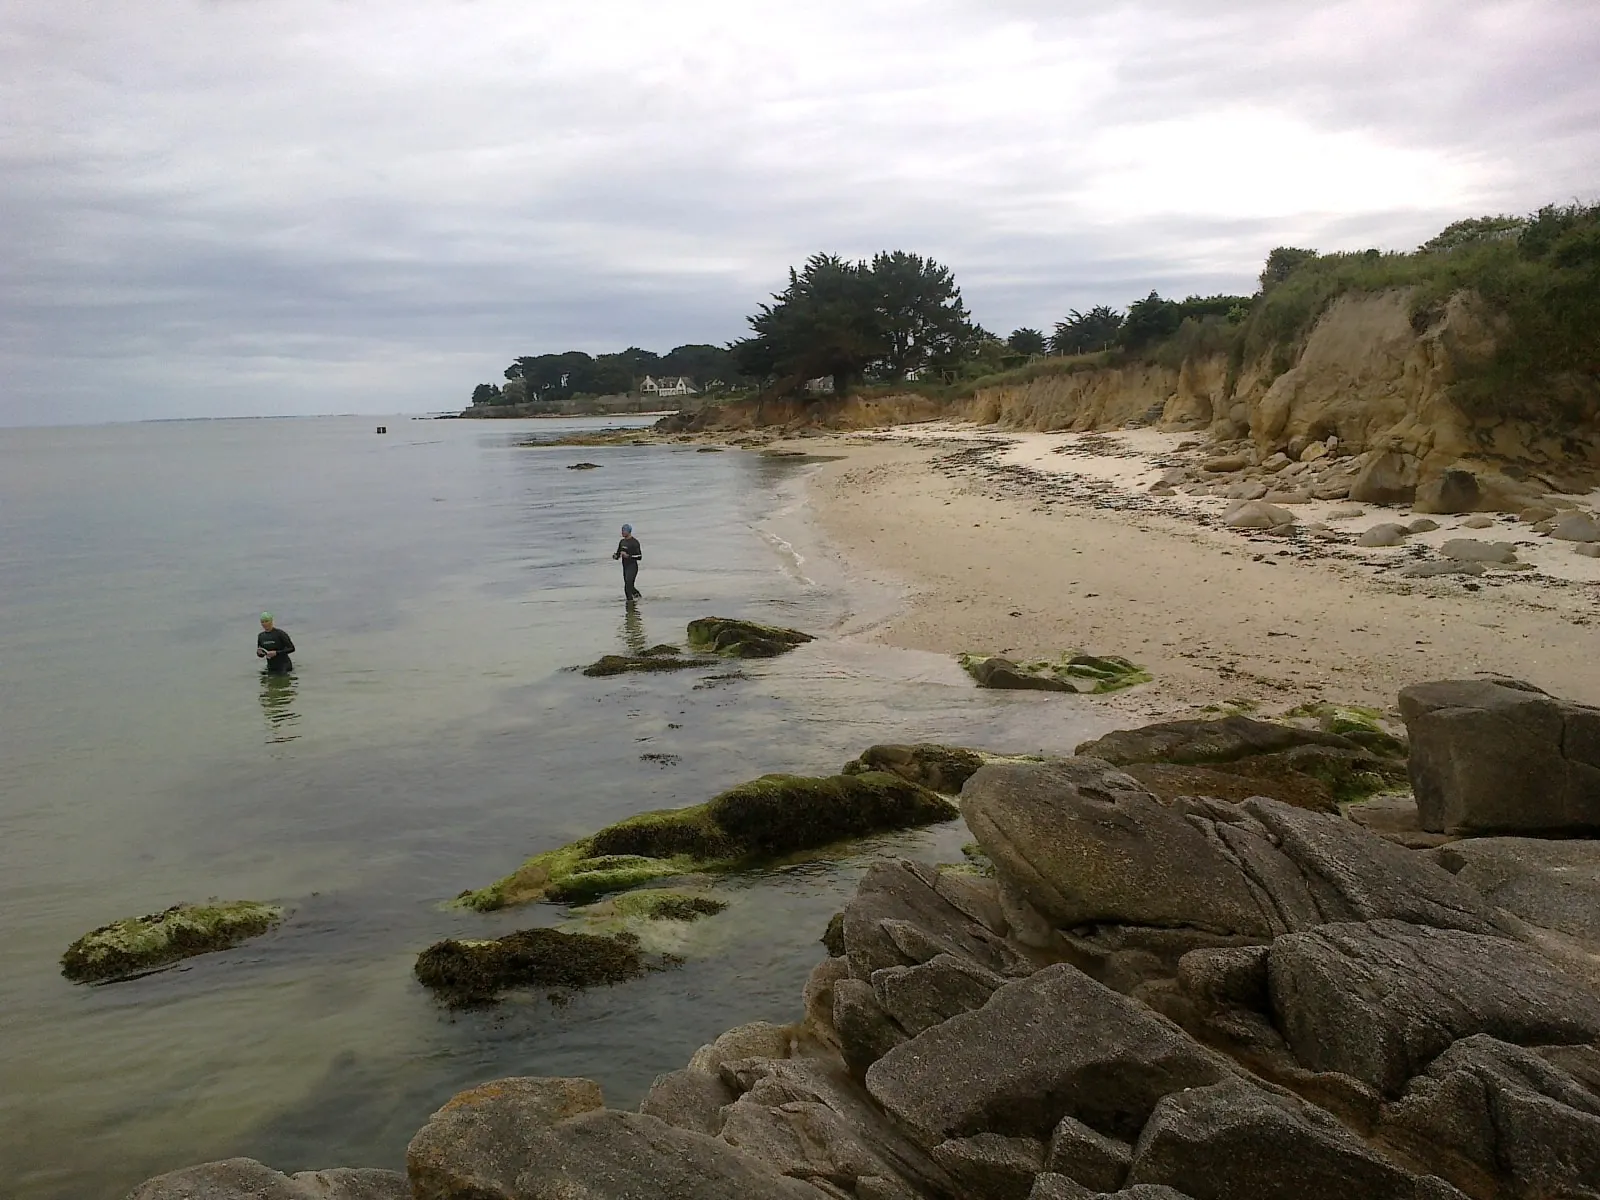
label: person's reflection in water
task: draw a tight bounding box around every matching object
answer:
[259,671,301,744]
[621,600,648,656]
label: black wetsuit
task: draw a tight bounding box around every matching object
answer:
[257,627,296,674]
[615,537,642,598]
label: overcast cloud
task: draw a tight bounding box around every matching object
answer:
[2,0,1596,425]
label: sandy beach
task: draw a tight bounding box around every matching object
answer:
[800,425,1600,719]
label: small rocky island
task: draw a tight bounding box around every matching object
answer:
[126,676,1600,1200]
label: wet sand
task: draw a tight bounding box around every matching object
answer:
[801,426,1600,718]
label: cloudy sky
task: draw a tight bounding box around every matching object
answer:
[3,0,1596,425]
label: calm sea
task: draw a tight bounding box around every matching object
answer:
[0,415,1115,1198]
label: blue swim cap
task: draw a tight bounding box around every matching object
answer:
[621,524,632,534]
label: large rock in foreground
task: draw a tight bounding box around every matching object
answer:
[126,1158,408,1199]
[1399,678,1600,834]
[463,773,958,910]
[62,901,283,983]
[407,1076,825,1200]
[1268,919,1600,1095]
[865,963,1229,1144]
[961,759,1495,941]
[688,617,815,658]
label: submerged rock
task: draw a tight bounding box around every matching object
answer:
[61,901,283,983]
[687,617,815,658]
[413,927,653,1006]
[462,772,958,910]
[581,645,718,676]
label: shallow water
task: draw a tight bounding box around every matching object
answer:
[0,415,1116,1198]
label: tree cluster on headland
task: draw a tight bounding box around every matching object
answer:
[467,200,1599,421]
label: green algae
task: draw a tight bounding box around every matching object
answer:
[414,927,652,1007]
[959,651,1152,694]
[686,617,815,659]
[462,771,958,912]
[581,649,718,677]
[61,901,283,983]
[603,888,728,922]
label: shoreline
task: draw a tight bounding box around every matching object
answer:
[793,425,1600,715]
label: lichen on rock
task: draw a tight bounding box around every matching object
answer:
[414,927,656,1007]
[61,901,284,983]
[461,771,959,911]
[686,616,815,658]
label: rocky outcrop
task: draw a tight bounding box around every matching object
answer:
[1399,678,1600,834]
[1076,713,1407,811]
[413,927,659,1007]
[961,758,1492,940]
[62,901,283,983]
[125,682,1600,1200]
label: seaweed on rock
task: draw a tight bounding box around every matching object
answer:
[461,772,958,911]
[414,928,652,1007]
[686,617,815,659]
[61,901,284,983]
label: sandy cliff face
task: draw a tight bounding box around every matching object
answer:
[677,288,1596,499]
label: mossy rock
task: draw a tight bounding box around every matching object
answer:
[1284,701,1408,757]
[461,771,958,911]
[581,652,717,677]
[686,617,815,659]
[414,928,653,1007]
[589,888,729,923]
[61,901,283,983]
[960,651,1151,695]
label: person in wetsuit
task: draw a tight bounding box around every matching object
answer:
[256,612,296,674]
[612,524,642,600]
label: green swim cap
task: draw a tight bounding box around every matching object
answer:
[261,612,273,621]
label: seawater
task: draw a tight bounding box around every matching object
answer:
[0,415,1116,1198]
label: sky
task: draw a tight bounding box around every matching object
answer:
[2,0,1597,426]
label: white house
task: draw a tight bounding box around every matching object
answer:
[639,375,698,397]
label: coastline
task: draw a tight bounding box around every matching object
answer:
[796,426,1600,715]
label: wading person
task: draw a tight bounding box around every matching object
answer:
[256,612,296,674]
[612,524,643,600]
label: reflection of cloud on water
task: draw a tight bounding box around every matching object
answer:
[259,673,300,744]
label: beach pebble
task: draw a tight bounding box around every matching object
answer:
[1327,505,1366,520]
[1575,543,1600,558]
[1441,539,1518,564]
[1310,482,1353,501]
[1406,518,1441,534]
[1518,506,1558,523]
[1148,486,1176,497]
[1358,523,1411,547]
[1261,452,1292,473]
[1203,454,1250,473]
[1460,515,1496,529]
[1224,481,1269,501]
[1550,511,1600,543]
[1224,501,1295,530]
[1265,490,1311,505]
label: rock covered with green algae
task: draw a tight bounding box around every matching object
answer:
[414,927,657,1007]
[686,616,815,658]
[61,901,283,983]
[461,771,959,911]
[960,651,1152,694]
[580,644,718,677]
